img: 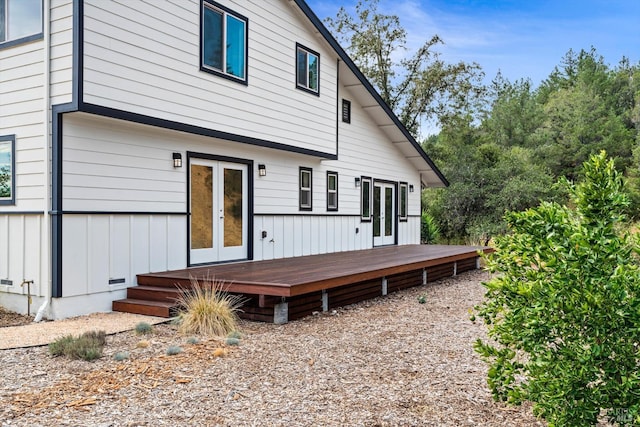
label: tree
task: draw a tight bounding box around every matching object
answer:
[474,152,640,426]
[325,0,485,135]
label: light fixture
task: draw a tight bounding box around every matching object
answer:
[409,184,414,193]
[355,177,361,188]
[172,152,182,168]
[258,164,266,177]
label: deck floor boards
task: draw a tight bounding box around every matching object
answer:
[136,245,489,297]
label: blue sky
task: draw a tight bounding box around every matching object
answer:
[307,0,640,87]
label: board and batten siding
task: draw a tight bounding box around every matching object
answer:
[81,0,338,156]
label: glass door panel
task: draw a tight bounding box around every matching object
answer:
[223,168,243,247]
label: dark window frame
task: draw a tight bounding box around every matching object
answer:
[360,176,372,222]
[399,182,408,221]
[0,134,16,206]
[299,167,313,211]
[341,99,351,123]
[326,171,338,211]
[295,43,320,96]
[0,0,44,49]
[200,0,249,85]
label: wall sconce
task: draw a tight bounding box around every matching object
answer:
[258,164,266,177]
[355,177,361,188]
[172,152,182,168]
[409,184,414,193]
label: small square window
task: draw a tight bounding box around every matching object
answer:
[342,99,351,123]
[201,1,248,83]
[327,171,338,211]
[299,167,312,211]
[296,43,320,95]
[1,0,43,47]
[0,135,15,205]
[360,176,372,221]
[399,182,408,221]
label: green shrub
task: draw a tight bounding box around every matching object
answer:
[49,330,106,361]
[166,345,183,356]
[134,322,153,335]
[186,337,199,345]
[113,351,130,361]
[420,211,440,244]
[175,278,245,338]
[225,337,240,346]
[474,152,640,426]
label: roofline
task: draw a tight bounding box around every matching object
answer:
[292,0,449,187]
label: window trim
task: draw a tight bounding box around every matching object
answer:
[360,176,372,222]
[0,134,16,206]
[295,43,320,96]
[299,167,313,211]
[0,0,44,49]
[326,171,338,211]
[399,182,408,221]
[200,0,249,85]
[341,99,351,123]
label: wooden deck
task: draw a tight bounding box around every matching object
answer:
[113,244,490,323]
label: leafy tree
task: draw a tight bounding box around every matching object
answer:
[0,165,10,198]
[325,0,485,135]
[474,152,640,426]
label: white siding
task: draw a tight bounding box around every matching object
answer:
[82,0,338,156]
[61,214,186,297]
[50,0,74,105]
[0,40,47,211]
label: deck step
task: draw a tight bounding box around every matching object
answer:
[126,285,182,303]
[112,298,177,318]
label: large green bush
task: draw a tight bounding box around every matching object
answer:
[474,152,640,426]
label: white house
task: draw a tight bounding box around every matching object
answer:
[0,0,447,320]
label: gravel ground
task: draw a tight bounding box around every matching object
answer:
[0,270,546,426]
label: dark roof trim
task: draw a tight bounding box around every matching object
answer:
[293,0,448,187]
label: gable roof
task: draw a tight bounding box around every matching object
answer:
[292,0,448,188]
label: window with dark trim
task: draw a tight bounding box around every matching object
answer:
[360,176,372,221]
[0,134,15,205]
[299,167,312,211]
[201,0,248,83]
[0,0,43,48]
[296,43,319,95]
[327,171,338,211]
[342,99,351,123]
[399,182,408,221]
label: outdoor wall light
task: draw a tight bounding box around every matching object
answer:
[409,184,414,192]
[172,152,182,168]
[258,164,267,176]
[355,177,361,188]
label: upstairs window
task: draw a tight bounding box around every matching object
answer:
[299,167,312,211]
[0,135,15,205]
[296,43,319,95]
[0,0,43,47]
[327,171,338,211]
[201,1,248,83]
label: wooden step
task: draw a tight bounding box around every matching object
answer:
[127,285,182,303]
[112,298,177,318]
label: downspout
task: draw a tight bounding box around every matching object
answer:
[35,0,51,322]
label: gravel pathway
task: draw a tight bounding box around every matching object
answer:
[0,270,545,426]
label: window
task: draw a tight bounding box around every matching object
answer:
[299,167,312,211]
[201,0,248,83]
[0,135,15,205]
[327,171,338,211]
[296,43,319,95]
[1,0,43,47]
[399,182,408,221]
[342,99,351,123]
[360,176,372,221]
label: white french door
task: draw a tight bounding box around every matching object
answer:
[373,182,395,246]
[189,159,248,264]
